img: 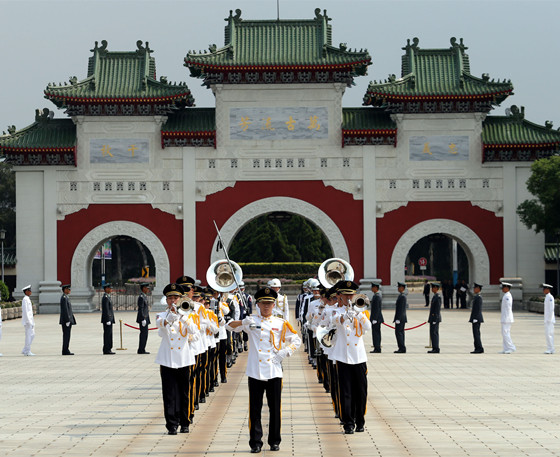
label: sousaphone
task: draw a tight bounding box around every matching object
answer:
[318,258,354,288]
[206,259,243,293]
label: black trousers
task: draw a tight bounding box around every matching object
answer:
[248,376,282,449]
[160,365,191,431]
[103,323,113,353]
[138,325,148,353]
[329,359,339,416]
[424,294,430,306]
[218,339,227,380]
[429,322,440,351]
[337,361,367,430]
[472,322,483,352]
[371,321,382,351]
[395,322,406,352]
[61,324,72,354]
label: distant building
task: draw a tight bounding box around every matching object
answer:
[1,9,558,311]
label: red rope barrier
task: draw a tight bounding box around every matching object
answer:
[124,323,158,331]
[382,321,428,331]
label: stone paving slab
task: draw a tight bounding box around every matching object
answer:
[0,296,558,456]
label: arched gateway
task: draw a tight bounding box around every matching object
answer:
[209,197,350,264]
[2,9,554,311]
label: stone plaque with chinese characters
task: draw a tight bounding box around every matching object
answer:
[230,107,328,140]
[90,139,149,164]
[409,136,469,161]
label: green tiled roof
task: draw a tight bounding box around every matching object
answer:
[0,109,76,151]
[364,37,513,105]
[185,9,370,75]
[162,108,215,133]
[483,106,560,147]
[45,41,194,107]
[342,108,396,132]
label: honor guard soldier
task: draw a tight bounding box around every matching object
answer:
[330,280,371,434]
[427,282,442,353]
[500,282,515,354]
[101,283,116,354]
[137,283,151,354]
[268,278,290,322]
[469,283,484,353]
[393,282,407,353]
[155,283,197,435]
[542,284,556,354]
[21,285,36,356]
[59,284,76,355]
[228,287,301,453]
[369,282,384,353]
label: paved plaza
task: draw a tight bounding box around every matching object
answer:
[0,295,558,456]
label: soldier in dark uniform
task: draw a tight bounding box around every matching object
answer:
[393,282,407,353]
[136,282,151,354]
[369,282,384,353]
[101,283,115,354]
[427,282,442,353]
[469,283,484,353]
[422,280,430,307]
[59,284,76,355]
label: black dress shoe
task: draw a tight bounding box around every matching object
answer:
[370,349,381,353]
[180,425,189,433]
[62,352,74,355]
[199,397,206,403]
[214,380,219,387]
[427,349,440,353]
[344,428,354,434]
[221,378,227,383]
[355,426,365,432]
[394,350,406,353]
[250,445,262,453]
[470,350,484,354]
[270,444,280,451]
[137,351,150,354]
[168,428,177,435]
[104,351,116,355]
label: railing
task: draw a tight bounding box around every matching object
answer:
[95,284,154,311]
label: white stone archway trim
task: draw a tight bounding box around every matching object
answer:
[70,221,170,310]
[390,219,490,285]
[210,197,350,264]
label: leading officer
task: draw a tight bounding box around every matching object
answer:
[228,287,301,453]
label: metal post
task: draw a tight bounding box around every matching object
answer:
[117,319,127,350]
[0,228,6,284]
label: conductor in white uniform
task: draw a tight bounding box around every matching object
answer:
[228,287,301,453]
[21,285,35,356]
[500,282,516,354]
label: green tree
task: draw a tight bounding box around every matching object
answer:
[0,161,16,247]
[517,155,560,233]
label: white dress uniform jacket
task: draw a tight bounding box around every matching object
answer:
[233,315,301,380]
[22,295,35,327]
[501,291,514,323]
[544,293,556,323]
[155,311,197,368]
[273,293,290,322]
[330,308,371,364]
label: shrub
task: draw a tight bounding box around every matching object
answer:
[0,281,9,302]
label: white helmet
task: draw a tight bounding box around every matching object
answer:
[268,278,281,288]
[308,278,320,290]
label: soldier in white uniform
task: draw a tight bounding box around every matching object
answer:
[228,287,301,453]
[500,282,516,354]
[268,278,289,322]
[21,285,35,356]
[155,283,198,435]
[542,283,556,354]
[329,280,371,434]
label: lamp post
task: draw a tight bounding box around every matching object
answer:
[0,228,6,284]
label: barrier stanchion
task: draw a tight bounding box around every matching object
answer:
[117,319,127,351]
[425,334,432,349]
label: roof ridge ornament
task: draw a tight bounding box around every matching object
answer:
[90,40,108,54]
[450,37,468,52]
[136,40,152,54]
[227,9,242,22]
[35,108,54,123]
[6,125,16,136]
[403,37,420,51]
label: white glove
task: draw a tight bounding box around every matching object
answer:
[371,320,377,325]
[218,316,225,325]
[272,348,290,364]
[473,319,478,323]
[141,320,146,327]
[395,320,400,324]
[346,309,357,320]
[106,321,112,326]
[189,332,199,342]
[166,312,178,324]
[432,322,436,325]
[66,322,71,327]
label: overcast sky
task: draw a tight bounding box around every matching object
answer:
[1,0,558,132]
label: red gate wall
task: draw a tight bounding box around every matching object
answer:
[376,201,503,284]
[196,180,364,280]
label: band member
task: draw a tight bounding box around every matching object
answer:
[228,287,301,453]
[21,285,35,356]
[369,282,384,353]
[155,283,197,435]
[427,282,442,353]
[268,278,289,322]
[542,284,556,354]
[330,280,371,434]
[137,283,151,354]
[238,281,253,351]
[500,282,515,354]
[59,284,76,355]
[469,283,484,353]
[305,279,321,368]
[393,282,407,353]
[101,283,115,354]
